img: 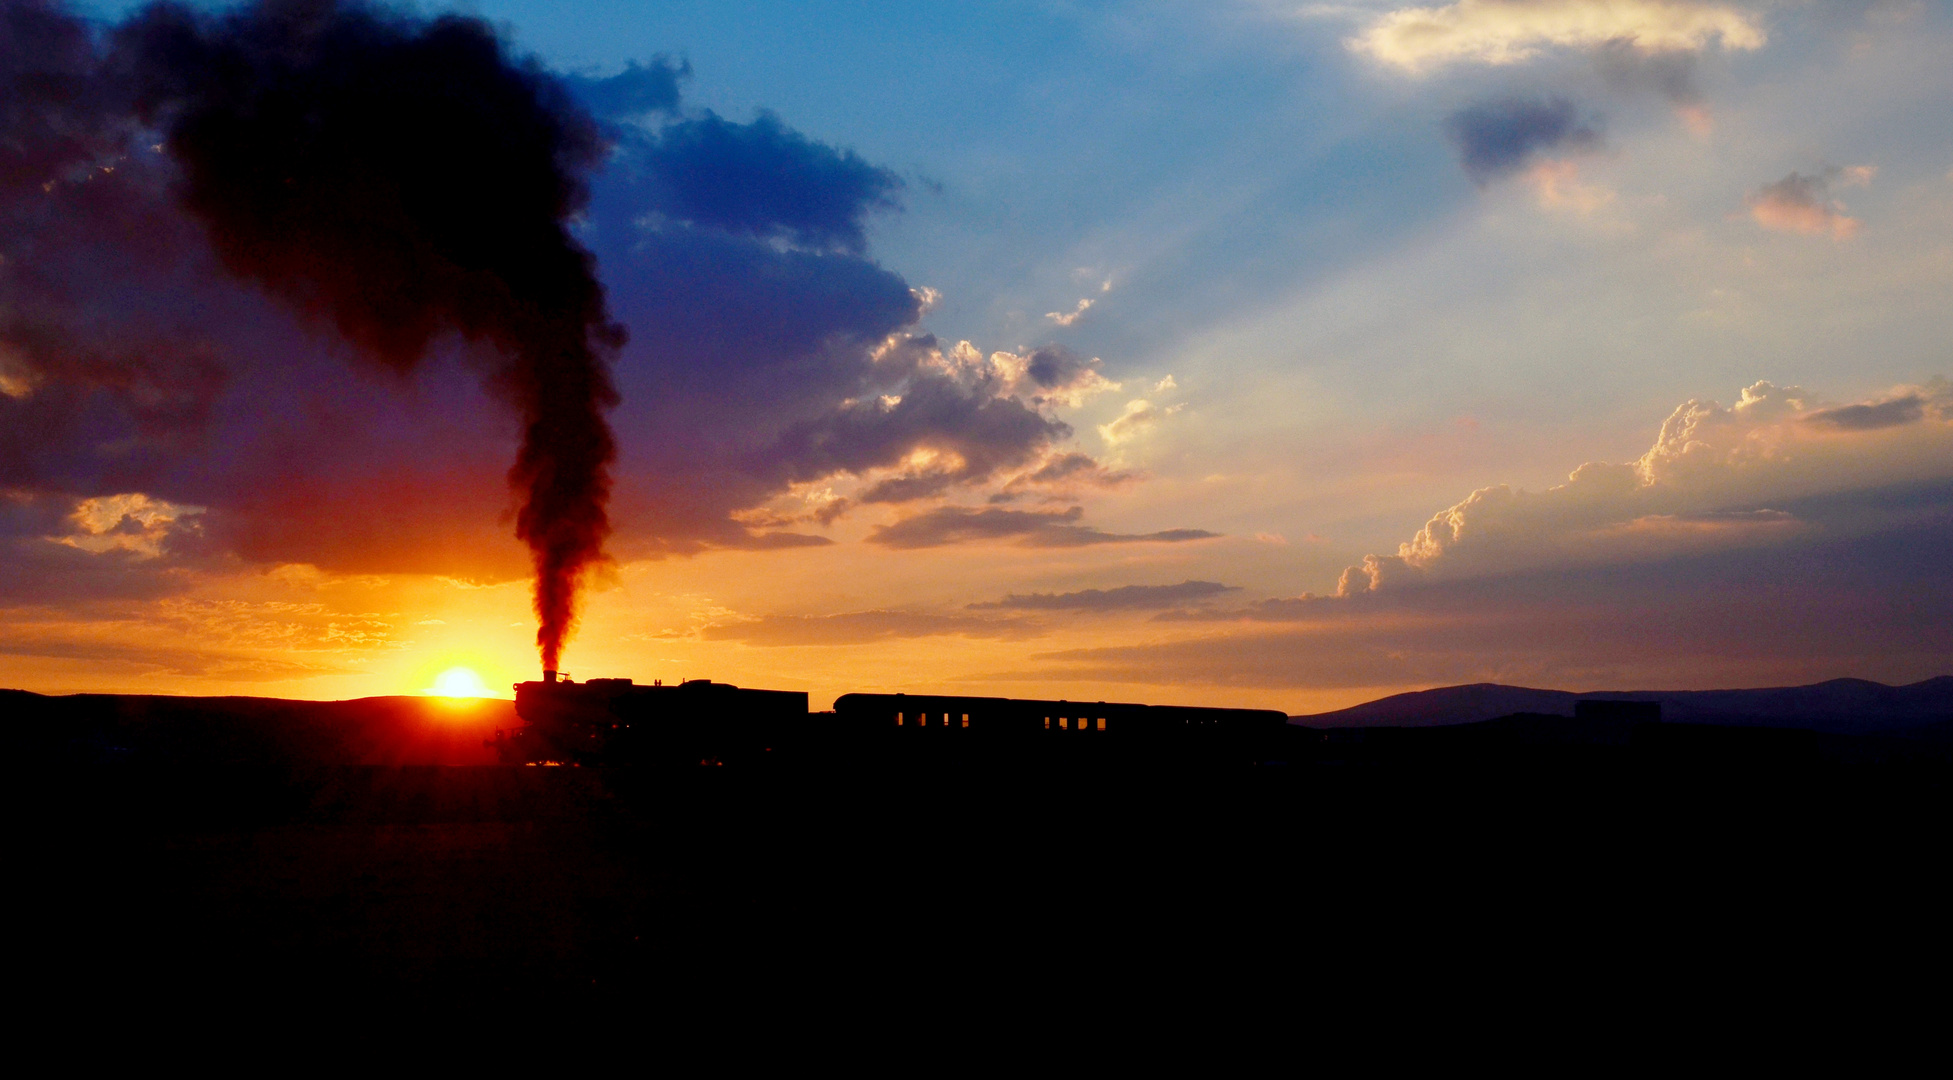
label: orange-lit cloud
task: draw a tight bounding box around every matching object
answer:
[1046,277,1112,327]
[1522,159,1616,214]
[1097,397,1184,447]
[1350,0,1766,73]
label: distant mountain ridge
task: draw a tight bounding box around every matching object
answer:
[1290,677,1953,735]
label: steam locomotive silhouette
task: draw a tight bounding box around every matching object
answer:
[491,671,1292,766]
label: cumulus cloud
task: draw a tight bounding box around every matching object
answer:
[1350,0,1766,73]
[1747,169,1873,239]
[969,581,1240,611]
[52,492,203,558]
[635,330,1131,534]
[759,364,1072,507]
[1327,380,1953,596]
[865,505,1219,550]
[1098,398,1184,447]
[1443,96,1602,185]
[989,344,1122,408]
[697,609,1042,646]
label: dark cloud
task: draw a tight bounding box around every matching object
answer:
[866,505,1219,550]
[970,581,1239,612]
[563,57,687,120]
[626,110,901,255]
[1443,97,1602,185]
[0,0,254,499]
[1008,452,1138,491]
[1805,395,1925,431]
[1013,345,1113,406]
[698,610,1041,646]
[198,455,531,580]
[764,371,1069,507]
[0,537,192,605]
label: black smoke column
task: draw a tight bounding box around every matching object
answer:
[118,0,622,671]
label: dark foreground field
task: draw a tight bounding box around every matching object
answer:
[11,690,1952,1052]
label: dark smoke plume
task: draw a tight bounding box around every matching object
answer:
[113,0,622,670]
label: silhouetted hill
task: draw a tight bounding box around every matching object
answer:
[2,689,511,767]
[1290,676,1953,734]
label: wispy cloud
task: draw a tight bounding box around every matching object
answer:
[865,505,1219,549]
[969,580,1240,611]
[1046,297,1095,327]
[1045,277,1112,327]
[698,610,1042,645]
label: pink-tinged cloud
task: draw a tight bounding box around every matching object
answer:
[1522,159,1616,214]
[1747,171,1865,239]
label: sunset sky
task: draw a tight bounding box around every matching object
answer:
[4,0,1949,711]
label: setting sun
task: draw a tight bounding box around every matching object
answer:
[429,666,492,698]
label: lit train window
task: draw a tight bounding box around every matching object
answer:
[1060,717,1069,730]
[1044,717,1050,729]
[896,713,904,725]
[961,714,969,727]
[1097,717,1106,731]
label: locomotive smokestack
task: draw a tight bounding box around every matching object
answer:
[544,669,559,684]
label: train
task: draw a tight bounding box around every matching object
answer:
[490,670,1293,767]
